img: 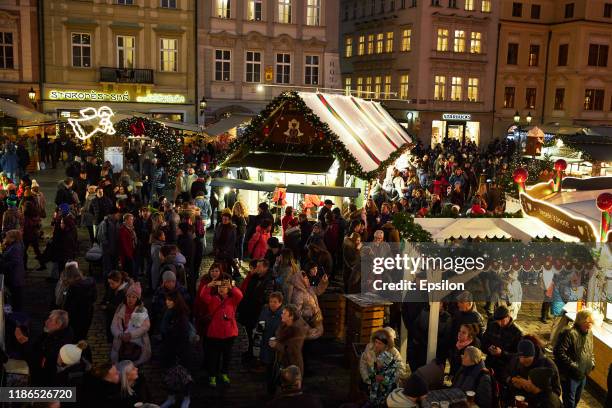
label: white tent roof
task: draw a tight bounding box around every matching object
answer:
[543,189,606,224]
[298,92,412,173]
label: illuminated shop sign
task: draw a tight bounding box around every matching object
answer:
[442,113,472,121]
[48,90,186,104]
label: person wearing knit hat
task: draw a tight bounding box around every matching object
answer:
[31,179,39,188]
[482,304,523,384]
[56,340,92,392]
[386,374,428,408]
[526,367,562,407]
[58,341,88,367]
[126,281,142,299]
[162,270,176,283]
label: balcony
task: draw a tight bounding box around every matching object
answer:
[99,67,154,84]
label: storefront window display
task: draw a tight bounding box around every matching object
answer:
[432,120,480,146]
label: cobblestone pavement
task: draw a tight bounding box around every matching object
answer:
[19,166,602,408]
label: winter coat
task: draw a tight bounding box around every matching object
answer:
[97,216,119,256]
[237,271,279,328]
[200,286,243,339]
[195,196,212,222]
[284,225,301,260]
[63,277,97,341]
[151,283,191,322]
[55,182,75,206]
[90,196,113,225]
[452,361,493,408]
[102,282,129,330]
[553,325,595,381]
[159,308,190,368]
[528,390,562,408]
[57,215,79,262]
[1,240,25,288]
[289,272,328,339]
[53,358,92,405]
[505,345,562,400]
[481,318,523,378]
[274,321,306,375]
[21,327,74,386]
[150,239,163,290]
[110,304,152,366]
[448,337,481,376]
[118,225,137,264]
[451,307,486,340]
[83,375,121,408]
[80,193,96,227]
[258,305,283,364]
[248,225,270,259]
[2,207,22,233]
[0,150,18,174]
[213,222,237,261]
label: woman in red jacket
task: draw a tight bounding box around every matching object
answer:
[200,273,243,388]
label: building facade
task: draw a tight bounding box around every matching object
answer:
[198,0,341,122]
[0,0,41,133]
[494,0,612,136]
[340,0,500,148]
[42,0,197,124]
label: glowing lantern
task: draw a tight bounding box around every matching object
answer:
[596,192,612,242]
[553,159,567,192]
[513,168,529,193]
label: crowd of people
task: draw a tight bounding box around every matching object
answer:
[0,133,605,408]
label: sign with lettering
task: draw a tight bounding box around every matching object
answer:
[48,90,186,104]
[265,67,274,83]
[442,113,472,121]
[520,192,598,242]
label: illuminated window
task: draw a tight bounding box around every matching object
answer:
[345,37,353,58]
[215,49,231,81]
[278,0,292,23]
[437,29,449,52]
[358,35,365,55]
[160,38,178,72]
[217,0,231,18]
[376,33,384,53]
[386,32,394,52]
[72,33,91,68]
[454,30,465,53]
[245,51,262,83]
[529,44,540,66]
[306,0,321,25]
[451,76,462,100]
[367,34,375,54]
[357,77,363,97]
[468,78,478,101]
[384,75,391,98]
[400,74,409,99]
[464,0,474,11]
[584,89,604,111]
[374,76,382,98]
[470,32,481,53]
[434,75,446,100]
[504,86,515,108]
[304,55,319,85]
[554,88,565,110]
[248,0,263,20]
[481,0,491,12]
[276,53,291,83]
[507,43,519,65]
[366,76,372,96]
[401,29,411,51]
[345,77,352,96]
[526,87,537,109]
[117,35,135,69]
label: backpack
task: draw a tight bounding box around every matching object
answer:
[96,218,108,246]
[475,367,502,408]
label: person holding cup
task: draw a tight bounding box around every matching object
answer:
[452,346,493,408]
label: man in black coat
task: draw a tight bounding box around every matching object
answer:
[482,305,523,382]
[524,367,562,408]
[317,199,333,229]
[213,208,236,266]
[451,291,486,339]
[15,310,74,386]
[84,362,121,408]
[246,202,274,243]
[55,177,76,206]
[73,169,89,204]
[90,186,113,226]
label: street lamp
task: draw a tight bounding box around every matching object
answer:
[526,111,533,125]
[199,97,207,126]
[28,87,37,107]
[514,111,520,124]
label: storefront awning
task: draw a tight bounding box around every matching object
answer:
[204,114,253,136]
[0,98,53,125]
[157,120,202,132]
[223,152,335,173]
[210,178,277,192]
[285,184,361,198]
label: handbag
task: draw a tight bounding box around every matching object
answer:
[118,341,142,361]
[85,243,103,261]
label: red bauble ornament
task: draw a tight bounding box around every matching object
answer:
[130,119,146,136]
[513,167,529,183]
[554,159,567,172]
[596,192,612,212]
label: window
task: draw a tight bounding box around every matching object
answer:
[245,51,262,82]
[365,77,372,95]
[276,53,291,84]
[584,89,605,111]
[401,29,411,51]
[305,55,319,85]
[437,28,449,51]
[605,3,612,18]
[278,0,292,23]
[558,44,569,66]
[345,77,352,96]
[507,43,519,65]
[504,87,515,108]
[529,44,540,67]
[117,35,135,69]
[588,44,609,67]
[160,0,177,8]
[379,0,385,13]
[306,0,321,26]
[248,0,263,20]
[401,0,406,9]
[0,33,13,69]
[481,0,491,12]
[71,33,91,68]
[468,78,479,101]
[345,37,353,58]
[454,30,465,53]
[400,74,409,99]
[531,4,541,19]
[451,77,462,100]
[384,75,391,98]
[385,32,394,53]
[512,2,522,17]
[564,3,574,18]
[367,34,375,54]
[554,88,565,110]
[526,88,537,109]
[434,75,446,100]
[470,32,481,53]
[117,0,134,4]
[464,0,474,11]
[343,3,348,20]
[371,0,376,14]
[357,77,363,97]
[374,76,381,98]
[389,0,395,11]
[376,33,384,53]
[217,0,231,18]
[160,38,178,72]
[432,0,440,5]
[358,35,365,55]
[215,49,231,81]
[449,0,457,8]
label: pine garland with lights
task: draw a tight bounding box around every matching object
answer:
[217,91,413,180]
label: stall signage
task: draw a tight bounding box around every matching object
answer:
[442,113,472,121]
[520,192,598,241]
[135,93,186,104]
[48,89,186,104]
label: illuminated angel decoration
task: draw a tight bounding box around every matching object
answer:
[284,119,304,144]
[68,106,116,140]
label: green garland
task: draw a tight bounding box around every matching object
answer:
[217,91,413,180]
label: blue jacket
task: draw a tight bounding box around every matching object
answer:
[0,150,18,174]
[1,241,25,287]
[257,305,283,364]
